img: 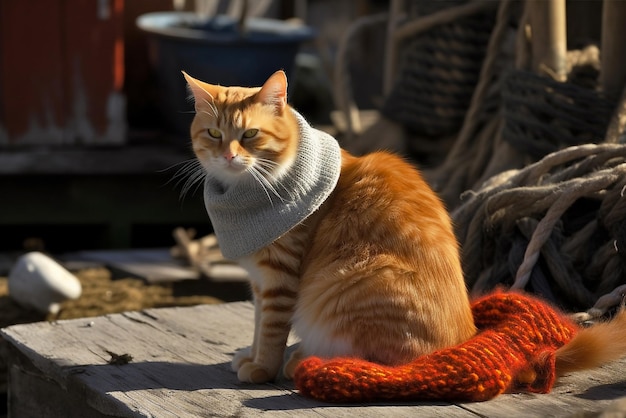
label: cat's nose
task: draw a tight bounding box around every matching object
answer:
[223,151,236,162]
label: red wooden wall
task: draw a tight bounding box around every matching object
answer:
[0,0,125,145]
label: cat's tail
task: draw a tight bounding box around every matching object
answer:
[555,309,626,377]
[294,292,626,404]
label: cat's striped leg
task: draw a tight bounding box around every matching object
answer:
[237,272,298,383]
[232,282,262,372]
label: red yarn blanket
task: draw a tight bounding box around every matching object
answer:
[294,291,578,403]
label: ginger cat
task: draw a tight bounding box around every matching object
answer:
[182,70,626,395]
[183,70,476,383]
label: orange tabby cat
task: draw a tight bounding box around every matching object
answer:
[183,70,626,394]
[182,69,476,383]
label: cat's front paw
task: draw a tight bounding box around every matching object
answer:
[237,362,272,383]
[232,347,253,372]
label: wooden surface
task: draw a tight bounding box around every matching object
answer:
[63,248,201,283]
[0,144,193,175]
[2,302,626,417]
[63,248,249,284]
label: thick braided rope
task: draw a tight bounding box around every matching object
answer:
[381,4,496,138]
[294,291,577,403]
[429,0,515,203]
[452,143,626,312]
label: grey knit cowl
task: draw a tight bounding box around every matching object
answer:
[203,109,342,260]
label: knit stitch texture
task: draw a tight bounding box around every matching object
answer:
[294,291,578,403]
[203,109,342,260]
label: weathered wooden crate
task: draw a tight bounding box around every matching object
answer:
[2,302,626,417]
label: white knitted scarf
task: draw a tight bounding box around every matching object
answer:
[203,109,342,259]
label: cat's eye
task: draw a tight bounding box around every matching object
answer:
[207,128,222,139]
[242,129,259,139]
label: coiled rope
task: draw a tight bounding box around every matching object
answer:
[453,143,626,315]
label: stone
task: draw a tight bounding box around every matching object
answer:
[8,252,82,314]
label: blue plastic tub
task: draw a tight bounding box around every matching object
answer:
[137,12,316,136]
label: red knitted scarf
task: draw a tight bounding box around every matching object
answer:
[294,291,578,403]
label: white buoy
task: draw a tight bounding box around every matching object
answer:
[8,252,82,314]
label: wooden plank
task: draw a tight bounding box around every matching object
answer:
[62,248,201,283]
[462,367,626,417]
[0,145,195,175]
[2,302,626,417]
[1,303,473,417]
[62,248,249,284]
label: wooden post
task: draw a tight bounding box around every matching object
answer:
[383,0,405,96]
[528,0,567,81]
[600,0,626,98]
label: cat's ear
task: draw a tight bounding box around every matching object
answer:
[256,70,287,113]
[182,71,220,110]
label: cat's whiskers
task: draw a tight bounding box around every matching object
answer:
[162,158,206,200]
[253,158,297,199]
[245,162,289,206]
[245,166,276,206]
[181,163,207,199]
[258,157,307,197]
[255,157,281,170]
[160,158,198,186]
[253,166,287,200]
